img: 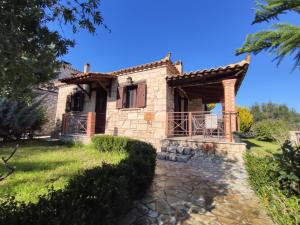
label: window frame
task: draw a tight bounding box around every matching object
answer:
[124,85,138,108]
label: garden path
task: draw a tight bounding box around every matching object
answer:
[120,151,274,225]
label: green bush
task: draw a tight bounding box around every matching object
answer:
[92,135,130,152]
[272,141,300,195]
[0,137,156,225]
[236,106,254,133]
[0,97,46,140]
[245,146,300,225]
[252,119,290,143]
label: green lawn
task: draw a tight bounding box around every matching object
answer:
[0,140,126,203]
[242,138,280,157]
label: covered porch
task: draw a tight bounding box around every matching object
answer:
[166,56,250,142]
[59,67,116,138]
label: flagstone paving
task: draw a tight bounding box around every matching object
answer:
[120,151,275,225]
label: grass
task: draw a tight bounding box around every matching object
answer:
[242,138,280,157]
[243,138,300,225]
[0,139,126,203]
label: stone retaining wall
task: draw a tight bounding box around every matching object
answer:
[161,139,246,162]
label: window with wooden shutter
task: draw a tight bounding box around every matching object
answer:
[116,86,124,109]
[136,82,146,108]
[117,82,147,109]
[125,85,137,108]
[65,91,85,112]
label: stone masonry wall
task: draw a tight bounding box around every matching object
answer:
[35,90,58,136]
[105,66,168,149]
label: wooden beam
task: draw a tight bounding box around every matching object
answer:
[97,80,111,97]
[76,84,91,99]
[177,87,190,100]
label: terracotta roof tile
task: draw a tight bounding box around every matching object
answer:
[59,72,116,83]
[108,58,179,76]
[166,56,250,81]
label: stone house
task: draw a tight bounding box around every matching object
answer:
[56,54,250,149]
[35,62,80,136]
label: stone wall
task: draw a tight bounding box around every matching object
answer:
[105,66,168,148]
[189,98,204,111]
[35,90,58,136]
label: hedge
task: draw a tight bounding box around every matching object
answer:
[0,136,156,225]
[245,153,300,225]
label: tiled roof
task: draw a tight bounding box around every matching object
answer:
[59,72,116,83]
[59,54,180,84]
[108,57,179,76]
[166,55,250,81]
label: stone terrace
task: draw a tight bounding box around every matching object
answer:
[120,151,274,225]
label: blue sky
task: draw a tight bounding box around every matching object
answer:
[55,0,300,112]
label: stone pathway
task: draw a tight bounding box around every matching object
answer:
[120,151,275,225]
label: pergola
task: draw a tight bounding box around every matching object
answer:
[59,72,117,98]
[166,55,250,141]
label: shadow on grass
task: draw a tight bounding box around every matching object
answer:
[0,160,76,173]
[0,139,71,149]
[242,138,261,150]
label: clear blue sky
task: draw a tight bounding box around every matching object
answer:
[55,0,300,112]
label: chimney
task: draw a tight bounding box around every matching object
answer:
[83,63,90,73]
[175,61,183,74]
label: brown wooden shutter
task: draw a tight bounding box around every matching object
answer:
[136,82,146,108]
[65,95,71,112]
[116,86,124,109]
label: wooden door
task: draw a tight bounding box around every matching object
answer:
[95,87,107,134]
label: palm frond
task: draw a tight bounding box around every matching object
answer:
[236,23,300,68]
[253,0,300,24]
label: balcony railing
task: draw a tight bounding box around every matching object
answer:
[62,112,88,135]
[167,111,238,140]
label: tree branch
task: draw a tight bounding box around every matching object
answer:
[0,144,18,181]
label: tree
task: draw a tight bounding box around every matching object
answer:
[250,102,300,129]
[236,0,300,69]
[236,106,254,133]
[0,0,105,101]
[0,97,47,140]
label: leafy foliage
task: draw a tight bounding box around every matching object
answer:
[0,137,156,225]
[251,102,300,129]
[92,135,130,152]
[236,106,254,133]
[245,139,300,225]
[236,0,300,69]
[0,0,105,100]
[273,140,300,195]
[0,97,46,140]
[245,153,300,225]
[252,119,290,143]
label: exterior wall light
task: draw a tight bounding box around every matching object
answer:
[126,76,133,85]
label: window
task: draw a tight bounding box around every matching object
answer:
[125,85,137,108]
[116,82,147,109]
[66,90,85,112]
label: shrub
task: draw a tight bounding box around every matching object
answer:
[92,135,130,152]
[245,153,300,225]
[0,137,156,225]
[272,141,300,195]
[252,119,290,143]
[0,97,46,140]
[236,106,254,133]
